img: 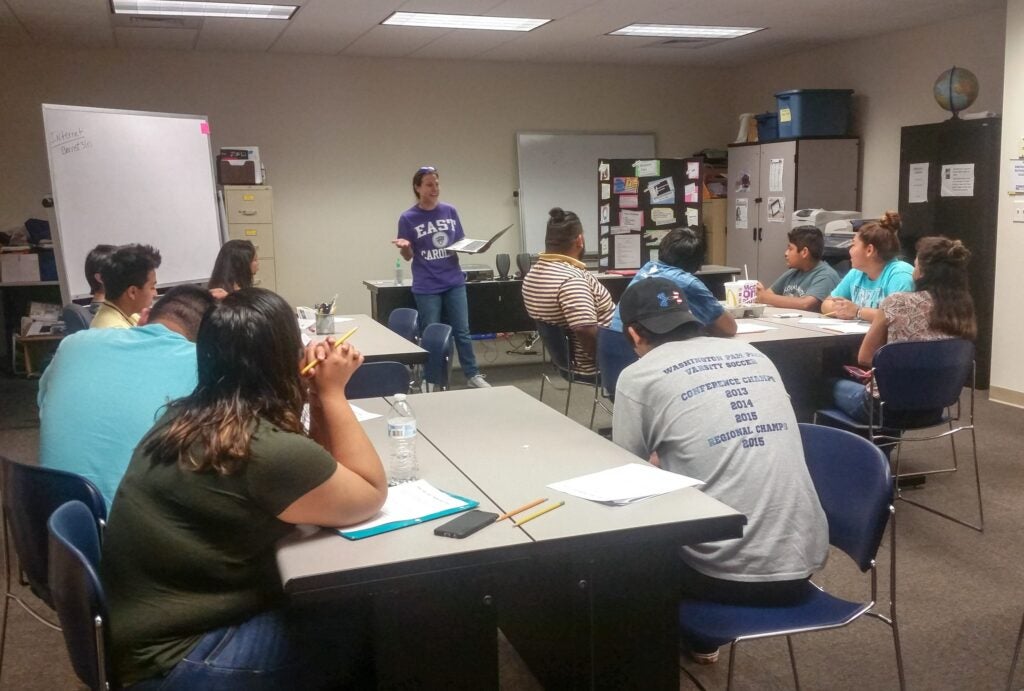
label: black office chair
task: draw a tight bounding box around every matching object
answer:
[344,361,411,398]
[591,326,638,428]
[47,500,117,691]
[0,458,107,680]
[387,308,419,344]
[421,323,454,392]
[61,304,93,336]
[815,339,982,531]
[535,321,598,422]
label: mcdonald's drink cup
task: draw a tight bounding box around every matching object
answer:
[725,280,759,307]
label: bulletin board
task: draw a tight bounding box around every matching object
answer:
[597,158,705,270]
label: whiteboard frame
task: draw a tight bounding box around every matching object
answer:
[515,131,657,257]
[42,103,223,304]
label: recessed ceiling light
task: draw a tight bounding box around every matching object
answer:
[111,1,297,20]
[381,11,550,32]
[609,24,762,39]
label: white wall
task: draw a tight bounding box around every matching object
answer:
[726,8,1007,216]
[0,48,734,315]
[992,0,1024,404]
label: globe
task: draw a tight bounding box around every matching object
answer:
[933,66,979,117]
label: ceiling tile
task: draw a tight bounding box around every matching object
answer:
[195,17,286,52]
[114,26,198,50]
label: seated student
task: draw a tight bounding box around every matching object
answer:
[608,226,736,336]
[831,236,976,422]
[84,244,117,314]
[208,239,259,298]
[91,244,162,329]
[612,278,827,664]
[821,211,914,322]
[102,288,387,689]
[39,285,214,508]
[523,207,615,374]
[755,226,840,312]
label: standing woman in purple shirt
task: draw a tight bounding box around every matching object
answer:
[392,166,489,388]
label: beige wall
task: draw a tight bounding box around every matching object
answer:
[726,8,1007,217]
[0,48,733,315]
[992,0,1024,404]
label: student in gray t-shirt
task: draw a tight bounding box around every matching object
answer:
[756,226,840,312]
[612,277,828,664]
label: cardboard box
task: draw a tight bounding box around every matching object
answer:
[1,253,41,283]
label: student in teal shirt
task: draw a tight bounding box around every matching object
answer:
[821,211,914,322]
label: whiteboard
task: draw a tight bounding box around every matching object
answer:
[516,132,656,256]
[42,104,222,302]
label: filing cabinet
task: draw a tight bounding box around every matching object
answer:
[223,185,276,291]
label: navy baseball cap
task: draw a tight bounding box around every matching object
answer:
[618,277,699,334]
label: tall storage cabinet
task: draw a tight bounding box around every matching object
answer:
[222,185,276,291]
[727,138,859,281]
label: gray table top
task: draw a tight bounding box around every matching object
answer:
[308,313,426,364]
[277,388,745,595]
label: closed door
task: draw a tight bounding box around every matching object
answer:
[755,141,796,282]
[726,145,760,274]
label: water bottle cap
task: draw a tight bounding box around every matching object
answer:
[394,393,406,401]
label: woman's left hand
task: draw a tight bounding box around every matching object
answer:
[830,297,860,320]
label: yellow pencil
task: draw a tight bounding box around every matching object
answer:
[512,500,565,527]
[821,311,837,318]
[497,498,547,522]
[300,326,359,376]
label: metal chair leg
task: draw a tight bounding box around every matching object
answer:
[786,635,801,690]
[1008,610,1024,691]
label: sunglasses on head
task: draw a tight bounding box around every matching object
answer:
[416,166,437,175]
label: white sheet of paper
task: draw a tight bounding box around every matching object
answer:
[685,207,699,226]
[767,196,785,223]
[687,161,700,180]
[548,463,702,505]
[735,322,778,334]
[1011,160,1024,194]
[799,317,844,325]
[735,199,749,230]
[598,162,610,181]
[768,158,784,192]
[349,403,381,422]
[619,209,643,232]
[633,159,660,177]
[340,480,467,533]
[601,182,610,200]
[940,163,975,197]
[818,322,871,334]
[651,207,676,226]
[684,183,699,204]
[908,162,929,203]
[613,234,642,269]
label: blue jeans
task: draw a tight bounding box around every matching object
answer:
[414,286,479,378]
[831,377,872,423]
[126,605,371,690]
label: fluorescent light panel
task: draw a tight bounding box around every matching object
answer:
[111,1,297,20]
[609,24,761,39]
[382,11,550,32]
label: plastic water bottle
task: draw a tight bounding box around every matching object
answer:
[387,394,418,485]
[394,259,404,286]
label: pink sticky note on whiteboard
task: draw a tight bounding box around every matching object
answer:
[200,122,210,134]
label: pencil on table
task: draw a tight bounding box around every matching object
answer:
[497,498,547,522]
[300,326,358,376]
[821,311,837,318]
[512,501,565,527]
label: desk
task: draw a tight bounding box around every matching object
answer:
[277,388,744,689]
[362,265,739,335]
[308,313,426,365]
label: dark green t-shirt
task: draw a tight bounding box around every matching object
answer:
[101,413,337,685]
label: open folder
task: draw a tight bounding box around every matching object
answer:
[337,480,478,540]
[447,224,513,254]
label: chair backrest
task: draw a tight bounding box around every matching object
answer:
[48,500,115,691]
[387,307,419,344]
[344,361,411,398]
[596,326,637,399]
[535,321,575,379]
[872,339,974,415]
[799,424,893,572]
[421,322,454,391]
[62,304,93,336]
[1,457,107,608]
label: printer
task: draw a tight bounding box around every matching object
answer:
[462,263,495,282]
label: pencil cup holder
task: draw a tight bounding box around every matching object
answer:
[315,314,335,335]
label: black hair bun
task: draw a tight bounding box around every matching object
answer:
[548,207,566,223]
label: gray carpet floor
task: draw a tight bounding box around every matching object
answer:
[1,364,1022,690]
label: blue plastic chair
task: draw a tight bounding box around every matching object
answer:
[591,325,638,428]
[421,322,453,392]
[387,307,419,344]
[678,424,905,690]
[47,500,117,691]
[344,361,410,399]
[0,458,107,680]
[815,339,982,531]
[534,321,597,421]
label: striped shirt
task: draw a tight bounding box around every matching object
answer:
[522,253,614,374]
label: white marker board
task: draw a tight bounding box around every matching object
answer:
[516,132,656,256]
[42,104,222,302]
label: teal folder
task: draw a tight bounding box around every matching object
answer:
[338,488,478,541]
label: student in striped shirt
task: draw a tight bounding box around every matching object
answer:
[522,207,614,374]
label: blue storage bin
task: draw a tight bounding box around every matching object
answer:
[775,89,853,138]
[38,249,57,281]
[754,112,778,142]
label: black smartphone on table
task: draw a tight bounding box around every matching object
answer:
[434,510,498,539]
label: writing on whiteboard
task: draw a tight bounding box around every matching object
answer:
[49,128,91,155]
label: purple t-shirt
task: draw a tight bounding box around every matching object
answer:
[397,202,466,295]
